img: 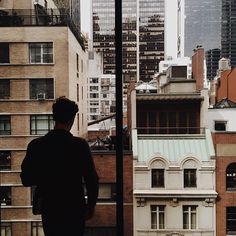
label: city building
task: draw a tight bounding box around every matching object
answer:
[92,0,165,82]
[0,0,87,235]
[128,57,217,235]
[221,0,236,67]
[184,0,221,57]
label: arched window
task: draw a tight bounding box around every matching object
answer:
[226,163,236,191]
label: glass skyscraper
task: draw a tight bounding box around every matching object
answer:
[92,0,165,82]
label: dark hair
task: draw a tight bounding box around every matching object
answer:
[52,97,78,124]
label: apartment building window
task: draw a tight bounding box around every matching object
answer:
[0,186,11,205]
[90,86,99,91]
[90,78,99,83]
[226,207,236,234]
[0,151,11,170]
[29,43,53,64]
[226,163,236,191]
[0,115,11,135]
[214,121,227,131]
[29,79,54,99]
[183,206,197,229]
[98,183,116,202]
[184,169,197,187]
[30,115,54,135]
[90,93,99,99]
[0,79,10,99]
[32,222,44,236]
[1,222,12,236]
[0,43,9,63]
[151,205,165,229]
[151,169,164,187]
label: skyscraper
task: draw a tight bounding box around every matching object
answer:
[221,0,236,67]
[92,0,165,82]
[184,0,221,57]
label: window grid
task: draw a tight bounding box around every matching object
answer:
[29,43,53,64]
[29,79,54,99]
[183,205,197,229]
[31,222,44,236]
[30,115,54,135]
[1,222,12,236]
[151,169,164,188]
[0,115,11,135]
[151,205,165,229]
[184,169,197,188]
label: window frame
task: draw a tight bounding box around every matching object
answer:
[226,207,236,235]
[183,205,197,229]
[0,222,12,236]
[151,169,165,188]
[184,169,197,188]
[0,43,10,63]
[0,186,12,206]
[30,115,54,135]
[0,79,10,99]
[150,205,165,229]
[226,163,236,191]
[0,151,11,171]
[31,221,44,236]
[0,115,11,135]
[214,120,227,131]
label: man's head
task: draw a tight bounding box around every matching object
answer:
[52,97,78,125]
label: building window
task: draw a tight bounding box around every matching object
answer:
[0,79,10,99]
[30,115,54,135]
[0,186,11,205]
[32,222,44,236]
[29,43,53,64]
[184,169,197,187]
[227,207,236,235]
[0,151,11,170]
[0,115,11,135]
[151,205,165,229]
[97,183,116,202]
[1,222,12,236]
[183,205,197,229]
[226,163,236,191]
[0,43,9,63]
[29,79,54,99]
[151,169,164,187]
[214,121,227,131]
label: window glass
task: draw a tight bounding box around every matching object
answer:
[0,79,10,99]
[29,43,53,64]
[152,169,164,187]
[0,43,9,63]
[227,207,236,234]
[0,151,11,170]
[184,169,197,187]
[32,222,44,236]
[151,205,165,229]
[0,186,11,205]
[226,163,236,191]
[1,222,12,236]
[29,79,54,99]
[30,115,54,135]
[215,121,227,131]
[183,205,197,229]
[0,115,11,135]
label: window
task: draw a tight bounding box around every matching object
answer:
[97,183,116,202]
[227,207,236,234]
[0,151,11,170]
[151,169,164,187]
[30,115,54,135]
[0,115,11,135]
[183,206,197,229]
[0,186,11,205]
[29,79,54,99]
[215,121,227,131]
[1,222,12,236]
[151,205,165,229]
[226,163,236,191]
[32,222,44,236]
[0,43,9,63]
[0,79,10,99]
[76,53,79,72]
[29,43,53,64]
[184,169,197,187]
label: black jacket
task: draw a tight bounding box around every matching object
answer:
[21,129,99,212]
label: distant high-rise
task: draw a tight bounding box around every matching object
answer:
[206,48,221,81]
[92,0,165,82]
[184,0,221,57]
[221,0,236,67]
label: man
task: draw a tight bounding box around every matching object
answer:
[21,97,99,236]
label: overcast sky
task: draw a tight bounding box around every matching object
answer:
[81,0,91,36]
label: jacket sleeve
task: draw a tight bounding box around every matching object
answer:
[82,140,99,209]
[20,141,39,187]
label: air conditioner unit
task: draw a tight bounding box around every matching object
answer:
[37,93,46,100]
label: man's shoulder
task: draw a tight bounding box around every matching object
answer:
[72,136,88,146]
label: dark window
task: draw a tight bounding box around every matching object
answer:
[31,221,44,236]
[0,43,9,63]
[152,169,164,187]
[0,186,11,205]
[226,163,236,191]
[0,79,10,99]
[30,115,54,135]
[227,207,236,234]
[159,112,167,134]
[0,115,11,135]
[29,43,53,64]
[0,151,11,170]
[184,169,197,187]
[29,79,54,99]
[215,121,227,131]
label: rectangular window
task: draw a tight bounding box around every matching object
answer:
[151,205,165,229]
[98,183,116,202]
[29,79,54,99]
[0,115,11,135]
[0,43,9,63]
[0,186,11,205]
[30,115,54,135]
[152,169,164,187]
[184,169,197,187]
[183,206,197,229]
[1,222,12,236]
[227,207,236,234]
[76,53,79,72]
[0,151,11,170]
[32,222,44,236]
[29,43,53,64]
[0,79,10,99]
[215,121,227,131]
